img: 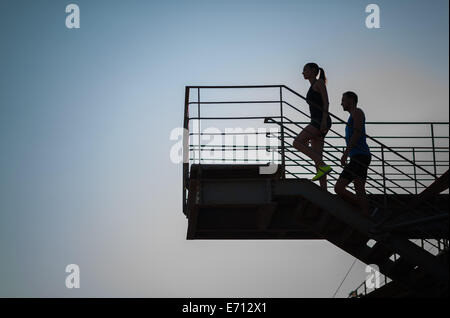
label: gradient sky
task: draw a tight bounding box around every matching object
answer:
[0,0,448,297]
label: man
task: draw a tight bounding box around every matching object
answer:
[334,91,372,217]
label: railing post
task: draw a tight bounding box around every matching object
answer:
[280,86,286,179]
[431,123,437,177]
[182,87,190,215]
[222,132,225,163]
[412,148,418,195]
[381,146,387,206]
[197,88,201,164]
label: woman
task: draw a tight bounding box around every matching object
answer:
[292,63,333,190]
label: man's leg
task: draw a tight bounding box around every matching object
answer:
[354,178,370,217]
[334,177,359,206]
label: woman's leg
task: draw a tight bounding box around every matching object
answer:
[311,135,328,190]
[292,125,325,166]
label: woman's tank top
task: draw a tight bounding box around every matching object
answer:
[306,80,324,121]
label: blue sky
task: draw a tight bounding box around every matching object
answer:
[0,0,448,297]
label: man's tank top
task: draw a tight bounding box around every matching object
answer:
[345,111,371,157]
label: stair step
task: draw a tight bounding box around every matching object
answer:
[386,257,416,277]
[359,242,394,265]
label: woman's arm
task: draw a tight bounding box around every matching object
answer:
[316,79,329,130]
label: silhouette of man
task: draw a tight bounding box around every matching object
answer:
[334,92,372,217]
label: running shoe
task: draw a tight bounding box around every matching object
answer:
[311,165,332,181]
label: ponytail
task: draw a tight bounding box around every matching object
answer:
[319,67,327,84]
[304,62,327,84]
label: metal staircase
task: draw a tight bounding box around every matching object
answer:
[181,85,449,297]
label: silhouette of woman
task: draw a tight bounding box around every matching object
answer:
[293,63,332,190]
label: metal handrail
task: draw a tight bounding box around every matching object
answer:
[280,85,447,177]
[273,136,449,240]
[183,84,448,206]
[182,85,449,232]
[183,85,449,296]
[185,85,447,168]
[267,115,449,239]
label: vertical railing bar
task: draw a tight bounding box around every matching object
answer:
[381,146,387,206]
[431,123,437,177]
[182,86,190,214]
[412,148,418,195]
[280,87,286,179]
[197,88,201,164]
[222,132,225,163]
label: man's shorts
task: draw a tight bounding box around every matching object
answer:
[339,154,372,181]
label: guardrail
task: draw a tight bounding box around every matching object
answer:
[183,85,448,213]
[182,85,449,297]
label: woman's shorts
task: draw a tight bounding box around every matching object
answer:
[310,115,332,137]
